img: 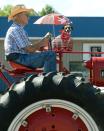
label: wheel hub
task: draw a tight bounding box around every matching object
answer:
[19,107,87,131]
[8,99,99,131]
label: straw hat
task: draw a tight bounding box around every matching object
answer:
[8,5,33,20]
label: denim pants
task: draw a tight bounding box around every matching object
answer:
[14,51,57,73]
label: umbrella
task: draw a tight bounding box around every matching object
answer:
[34,13,70,25]
[34,13,71,49]
[34,13,71,36]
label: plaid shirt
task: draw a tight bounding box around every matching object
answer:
[4,23,31,55]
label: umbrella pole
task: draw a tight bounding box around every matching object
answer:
[48,37,52,50]
[52,24,55,39]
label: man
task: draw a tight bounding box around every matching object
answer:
[4,5,56,73]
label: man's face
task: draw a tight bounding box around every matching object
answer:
[16,12,29,25]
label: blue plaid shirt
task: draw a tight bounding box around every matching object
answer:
[4,23,31,55]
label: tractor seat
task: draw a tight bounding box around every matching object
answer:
[8,61,43,75]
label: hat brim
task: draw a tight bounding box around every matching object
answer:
[8,8,32,20]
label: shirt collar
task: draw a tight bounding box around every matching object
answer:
[12,22,24,28]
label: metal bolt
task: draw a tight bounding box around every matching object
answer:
[43,104,52,112]
[21,120,28,127]
[46,105,52,112]
[72,112,79,120]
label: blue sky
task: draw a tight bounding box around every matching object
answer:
[0,0,104,16]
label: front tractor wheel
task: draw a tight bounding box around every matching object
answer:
[0,72,104,131]
[8,99,99,131]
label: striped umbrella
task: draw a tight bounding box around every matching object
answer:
[34,13,70,25]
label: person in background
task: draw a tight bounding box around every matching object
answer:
[4,5,56,73]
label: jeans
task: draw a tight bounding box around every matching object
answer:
[14,51,56,73]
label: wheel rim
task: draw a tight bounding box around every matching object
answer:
[8,99,99,131]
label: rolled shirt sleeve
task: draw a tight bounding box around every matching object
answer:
[4,23,31,55]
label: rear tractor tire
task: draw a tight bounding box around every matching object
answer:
[0,72,104,131]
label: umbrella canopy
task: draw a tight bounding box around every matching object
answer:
[34,13,72,49]
[34,13,70,25]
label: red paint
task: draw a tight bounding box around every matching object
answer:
[19,107,88,131]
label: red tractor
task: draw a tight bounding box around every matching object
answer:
[0,40,104,131]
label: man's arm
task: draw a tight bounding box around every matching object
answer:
[24,37,49,53]
[24,32,51,53]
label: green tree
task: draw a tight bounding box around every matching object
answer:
[0,4,38,16]
[39,4,56,16]
[0,5,13,16]
[28,9,38,16]
[0,4,56,16]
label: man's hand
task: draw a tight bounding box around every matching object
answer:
[39,32,52,47]
[44,32,52,39]
[40,37,49,47]
[25,32,51,53]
